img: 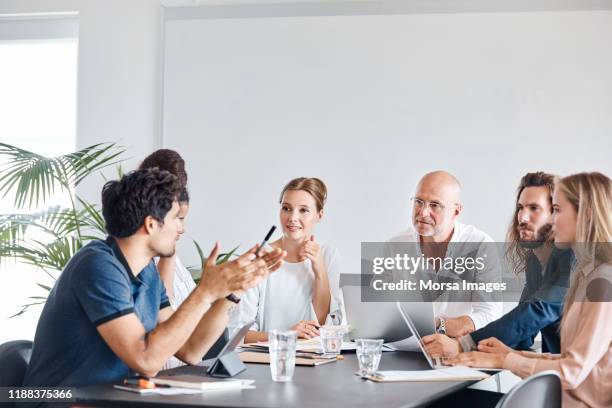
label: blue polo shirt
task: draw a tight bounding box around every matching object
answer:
[23,237,170,387]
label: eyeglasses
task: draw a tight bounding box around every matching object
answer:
[411,197,452,214]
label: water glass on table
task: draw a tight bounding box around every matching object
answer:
[319,325,345,357]
[356,338,384,377]
[268,330,298,382]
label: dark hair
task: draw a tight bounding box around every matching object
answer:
[139,149,189,203]
[505,171,557,274]
[102,168,181,238]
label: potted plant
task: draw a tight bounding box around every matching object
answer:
[0,142,125,316]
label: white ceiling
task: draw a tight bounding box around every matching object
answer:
[160,0,612,12]
[161,0,369,6]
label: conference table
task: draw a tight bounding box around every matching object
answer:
[74,351,499,408]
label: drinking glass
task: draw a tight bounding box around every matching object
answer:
[319,325,344,357]
[268,330,298,382]
[355,338,384,377]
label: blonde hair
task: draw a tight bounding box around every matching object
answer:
[559,172,612,329]
[279,177,327,212]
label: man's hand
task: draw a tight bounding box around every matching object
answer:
[477,337,513,356]
[422,333,461,358]
[441,315,475,337]
[198,243,285,302]
[445,351,505,369]
[259,246,286,273]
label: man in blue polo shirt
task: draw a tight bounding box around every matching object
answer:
[24,168,285,387]
[422,172,572,357]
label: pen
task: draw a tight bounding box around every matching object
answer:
[124,378,155,389]
[226,225,277,304]
[123,377,171,388]
[254,225,276,257]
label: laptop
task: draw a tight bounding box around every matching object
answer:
[342,285,435,342]
[396,302,503,372]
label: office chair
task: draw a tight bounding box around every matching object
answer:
[0,340,33,387]
[495,370,561,408]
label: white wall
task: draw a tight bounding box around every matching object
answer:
[163,10,612,275]
[2,1,612,341]
[0,0,164,203]
[0,0,164,342]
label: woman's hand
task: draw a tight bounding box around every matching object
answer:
[299,235,324,275]
[445,351,505,368]
[477,337,513,356]
[290,320,320,339]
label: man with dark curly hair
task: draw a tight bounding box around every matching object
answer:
[24,168,286,387]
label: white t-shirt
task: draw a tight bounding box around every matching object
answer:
[387,221,503,330]
[230,244,341,335]
[154,256,197,369]
[154,256,197,310]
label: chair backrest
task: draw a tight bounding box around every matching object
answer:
[496,370,561,408]
[0,340,33,387]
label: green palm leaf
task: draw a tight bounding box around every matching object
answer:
[1,234,81,274]
[190,241,240,284]
[0,204,105,252]
[0,142,125,209]
[75,196,107,235]
[1,142,126,318]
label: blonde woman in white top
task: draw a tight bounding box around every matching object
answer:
[232,177,341,343]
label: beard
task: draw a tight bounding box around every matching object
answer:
[153,241,177,258]
[518,223,553,249]
[158,247,176,258]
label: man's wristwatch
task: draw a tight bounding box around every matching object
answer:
[437,317,447,335]
[225,293,241,304]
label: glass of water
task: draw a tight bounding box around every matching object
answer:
[355,338,384,377]
[319,325,344,357]
[268,330,298,382]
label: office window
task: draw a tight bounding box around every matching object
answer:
[0,17,77,343]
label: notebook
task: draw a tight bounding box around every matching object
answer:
[239,351,339,366]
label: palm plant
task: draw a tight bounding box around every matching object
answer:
[0,142,125,317]
[0,142,242,317]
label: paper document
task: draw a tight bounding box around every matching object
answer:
[365,366,490,382]
[113,385,243,395]
[151,375,254,390]
[384,336,421,352]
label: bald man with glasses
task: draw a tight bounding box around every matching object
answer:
[387,171,502,338]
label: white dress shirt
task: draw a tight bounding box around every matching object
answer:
[388,221,503,330]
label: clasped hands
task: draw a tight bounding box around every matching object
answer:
[422,333,513,369]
